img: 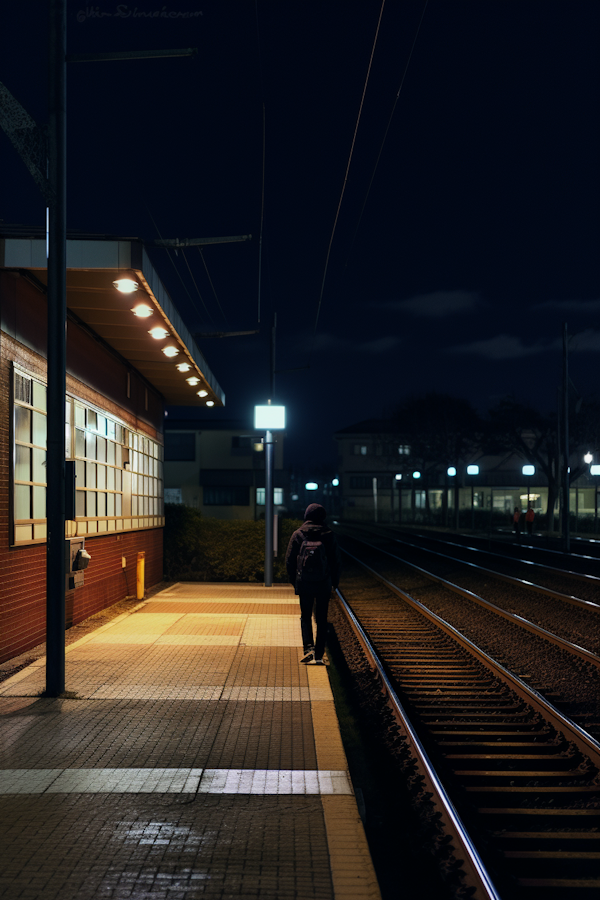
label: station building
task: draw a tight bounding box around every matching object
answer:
[164,417,287,521]
[0,230,224,663]
[335,418,600,532]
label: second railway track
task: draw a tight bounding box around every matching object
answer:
[333,553,600,899]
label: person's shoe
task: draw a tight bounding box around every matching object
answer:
[314,656,329,666]
[301,648,314,664]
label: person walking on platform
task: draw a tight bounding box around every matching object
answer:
[513,505,522,541]
[525,504,535,535]
[285,503,341,665]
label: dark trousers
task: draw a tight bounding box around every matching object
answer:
[299,587,330,658]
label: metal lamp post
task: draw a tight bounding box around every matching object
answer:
[254,404,285,587]
[467,465,479,531]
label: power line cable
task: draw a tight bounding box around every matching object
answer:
[310,0,386,359]
[198,247,230,328]
[145,205,216,327]
[345,0,429,267]
[180,246,218,327]
[255,0,266,325]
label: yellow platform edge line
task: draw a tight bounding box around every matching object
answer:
[306,667,382,900]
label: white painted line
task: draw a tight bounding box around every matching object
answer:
[0,768,353,795]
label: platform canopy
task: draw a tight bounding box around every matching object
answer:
[0,234,225,407]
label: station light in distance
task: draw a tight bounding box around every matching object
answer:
[395,473,402,481]
[305,482,318,491]
[412,471,421,479]
[591,465,600,476]
[332,478,339,487]
[584,452,593,464]
[254,405,286,430]
[447,466,457,477]
[522,465,535,476]
[113,278,138,293]
[467,465,479,475]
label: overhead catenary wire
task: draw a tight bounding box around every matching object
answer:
[146,205,217,328]
[198,247,230,328]
[310,0,387,361]
[345,0,429,267]
[255,0,266,325]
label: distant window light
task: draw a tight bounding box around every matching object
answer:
[398,445,410,455]
[412,471,421,479]
[256,487,284,505]
[467,465,479,475]
[164,488,183,505]
[447,466,457,477]
[591,465,600,476]
[305,482,319,490]
[395,473,402,481]
[353,444,367,456]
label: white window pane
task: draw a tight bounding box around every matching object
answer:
[97,493,106,517]
[75,429,85,458]
[15,484,31,519]
[86,492,97,517]
[32,448,46,484]
[75,405,85,427]
[97,437,106,462]
[97,415,106,436]
[76,491,85,517]
[87,409,97,431]
[86,432,96,459]
[75,459,85,485]
[131,495,138,515]
[115,469,122,491]
[15,407,31,443]
[107,441,115,465]
[32,381,47,412]
[86,462,97,488]
[106,467,115,490]
[107,419,116,439]
[31,412,47,448]
[131,473,137,494]
[97,465,106,490]
[15,445,31,482]
[32,486,46,519]
[115,493,122,515]
[115,444,122,467]
[107,493,115,516]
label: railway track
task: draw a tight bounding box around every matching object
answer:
[334,554,600,899]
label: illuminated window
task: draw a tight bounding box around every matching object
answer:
[398,445,411,455]
[12,365,165,545]
[256,488,284,505]
[353,444,368,456]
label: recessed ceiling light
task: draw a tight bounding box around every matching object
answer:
[197,389,208,398]
[206,400,215,407]
[162,346,179,358]
[131,304,153,318]
[149,327,169,339]
[176,363,191,372]
[186,377,200,385]
[113,278,138,293]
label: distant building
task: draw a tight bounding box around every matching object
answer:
[164,418,287,520]
[335,418,600,530]
[0,229,224,662]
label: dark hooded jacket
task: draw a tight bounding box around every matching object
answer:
[285,504,341,594]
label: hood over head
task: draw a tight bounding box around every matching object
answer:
[304,503,327,524]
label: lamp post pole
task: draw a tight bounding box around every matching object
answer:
[264,428,274,587]
[563,323,570,553]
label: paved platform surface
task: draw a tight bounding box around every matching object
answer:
[0,583,381,900]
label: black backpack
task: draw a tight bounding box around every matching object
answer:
[296,538,330,583]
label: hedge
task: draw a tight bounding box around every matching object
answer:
[163,504,303,583]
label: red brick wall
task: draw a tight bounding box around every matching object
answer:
[0,292,165,664]
[0,528,163,664]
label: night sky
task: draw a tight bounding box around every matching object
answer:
[1,1,598,470]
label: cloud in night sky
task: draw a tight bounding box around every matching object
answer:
[533,298,600,313]
[380,290,481,318]
[448,333,553,360]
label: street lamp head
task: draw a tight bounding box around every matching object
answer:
[522,465,535,476]
[412,471,421,479]
[584,452,593,464]
[447,466,457,477]
[254,405,285,430]
[467,465,479,476]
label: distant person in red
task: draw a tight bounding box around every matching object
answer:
[513,506,522,541]
[525,504,535,535]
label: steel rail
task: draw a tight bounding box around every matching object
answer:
[343,533,600,670]
[403,529,600,589]
[340,549,600,766]
[335,586,503,900]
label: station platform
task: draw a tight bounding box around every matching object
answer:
[0,583,381,900]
